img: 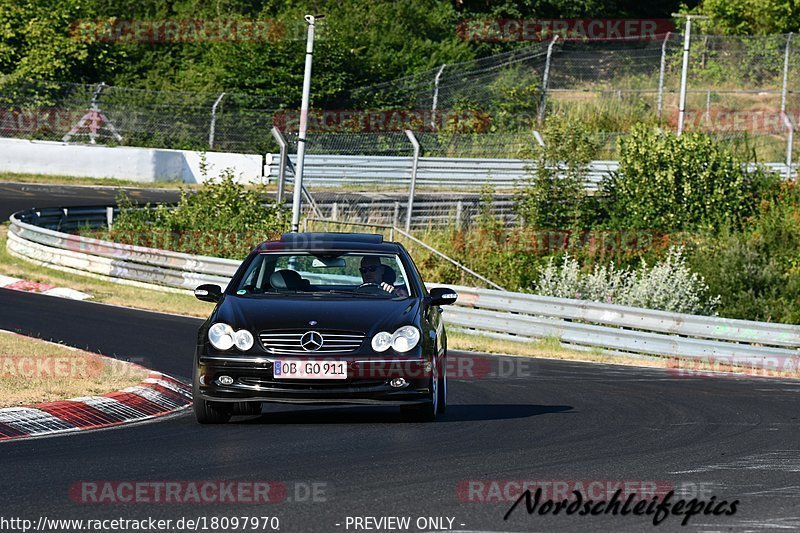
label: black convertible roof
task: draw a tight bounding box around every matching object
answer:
[254,232,400,253]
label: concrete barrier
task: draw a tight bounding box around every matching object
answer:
[0,137,264,183]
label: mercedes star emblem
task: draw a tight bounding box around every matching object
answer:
[300,331,324,351]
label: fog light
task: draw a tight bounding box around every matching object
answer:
[217,375,234,386]
[390,378,407,388]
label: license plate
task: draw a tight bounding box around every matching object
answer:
[273,360,348,379]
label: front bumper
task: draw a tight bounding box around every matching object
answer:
[196,353,433,405]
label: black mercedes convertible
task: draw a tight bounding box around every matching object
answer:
[192,232,458,423]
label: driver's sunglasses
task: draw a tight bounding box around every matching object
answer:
[359,265,381,274]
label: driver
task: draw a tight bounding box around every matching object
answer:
[359,256,408,297]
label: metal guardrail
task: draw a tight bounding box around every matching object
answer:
[266,155,799,189]
[7,206,800,369]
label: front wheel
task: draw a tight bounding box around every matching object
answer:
[401,357,440,422]
[193,395,233,424]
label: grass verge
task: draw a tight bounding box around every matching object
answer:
[0,330,149,407]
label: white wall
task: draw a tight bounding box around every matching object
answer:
[0,137,264,183]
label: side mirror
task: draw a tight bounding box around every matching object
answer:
[428,287,458,306]
[194,284,222,303]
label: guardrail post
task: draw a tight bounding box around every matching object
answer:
[537,35,559,125]
[404,130,421,233]
[455,200,463,229]
[393,202,400,228]
[106,206,114,230]
[657,32,671,123]
[208,92,226,149]
[331,202,338,221]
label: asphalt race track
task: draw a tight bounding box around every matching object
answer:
[0,182,181,221]
[1,288,799,532]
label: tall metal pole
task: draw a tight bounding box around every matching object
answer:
[537,35,559,125]
[673,14,707,135]
[781,33,793,114]
[291,15,316,233]
[677,18,691,135]
[404,130,420,233]
[782,33,794,180]
[656,32,671,123]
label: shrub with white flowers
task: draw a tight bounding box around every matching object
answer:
[534,247,720,315]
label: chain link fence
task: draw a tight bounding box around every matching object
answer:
[0,32,797,163]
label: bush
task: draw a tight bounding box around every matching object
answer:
[688,180,800,323]
[601,125,778,232]
[535,246,720,315]
[514,118,600,229]
[105,170,288,259]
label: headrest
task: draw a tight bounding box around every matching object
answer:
[382,265,397,285]
[270,269,303,290]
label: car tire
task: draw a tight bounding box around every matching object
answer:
[233,402,262,416]
[401,357,439,422]
[436,358,447,416]
[193,396,233,424]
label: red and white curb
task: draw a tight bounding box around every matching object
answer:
[0,274,91,300]
[0,372,191,441]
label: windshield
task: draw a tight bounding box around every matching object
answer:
[233,252,412,298]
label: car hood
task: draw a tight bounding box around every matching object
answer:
[214,295,420,335]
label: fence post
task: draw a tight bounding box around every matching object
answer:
[208,92,226,149]
[270,126,289,204]
[393,202,400,228]
[538,35,559,125]
[782,33,794,180]
[430,64,447,130]
[331,202,338,221]
[455,200,463,229]
[657,32,671,123]
[404,130,421,233]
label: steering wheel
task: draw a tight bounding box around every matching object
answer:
[354,282,388,294]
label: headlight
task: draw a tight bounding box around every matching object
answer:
[234,329,254,351]
[391,326,420,353]
[209,323,235,350]
[209,324,254,351]
[371,331,392,352]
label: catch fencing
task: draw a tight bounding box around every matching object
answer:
[7,205,800,370]
[0,32,798,166]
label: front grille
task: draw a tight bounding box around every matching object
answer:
[259,330,365,354]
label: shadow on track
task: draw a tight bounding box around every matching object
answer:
[234,404,573,425]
